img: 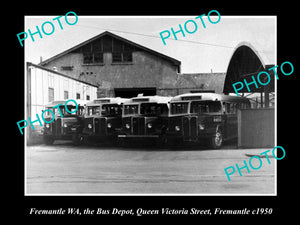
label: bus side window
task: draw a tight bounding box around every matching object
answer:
[222,102,226,114]
[225,103,237,114]
[240,103,249,109]
[225,103,231,114]
[246,102,251,109]
[230,103,237,114]
[118,106,122,115]
[161,104,168,115]
[79,107,84,116]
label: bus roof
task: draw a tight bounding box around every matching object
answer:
[170,93,250,103]
[86,97,129,106]
[45,99,87,107]
[126,95,172,104]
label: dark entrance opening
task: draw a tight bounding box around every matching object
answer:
[114,87,157,98]
[223,42,274,108]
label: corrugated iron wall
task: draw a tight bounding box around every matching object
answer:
[237,108,275,148]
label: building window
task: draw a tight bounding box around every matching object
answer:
[76,82,81,100]
[83,52,103,64]
[94,52,103,63]
[112,52,132,63]
[112,52,122,62]
[79,37,134,64]
[76,82,81,97]
[85,86,90,100]
[64,91,69,100]
[83,53,93,64]
[82,39,104,64]
[112,39,133,63]
[48,87,54,102]
[123,51,133,62]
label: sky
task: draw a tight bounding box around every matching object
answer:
[24,15,276,73]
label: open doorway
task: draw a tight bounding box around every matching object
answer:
[114,87,157,98]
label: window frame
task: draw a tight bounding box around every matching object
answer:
[48,87,54,102]
[82,39,104,65]
[112,39,133,63]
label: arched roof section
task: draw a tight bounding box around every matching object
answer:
[223,42,275,94]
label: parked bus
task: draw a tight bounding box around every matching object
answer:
[166,93,251,148]
[118,95,172,145]
[42,100,86,145]
[82,97,129,144]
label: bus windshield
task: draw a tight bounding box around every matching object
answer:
[170,102,189,115]
[140,103,168,116]
[190,101,221,114]
[44,105,82,117]
[87,106,101,116]
[124,104,139,115]
[102,104,122,117]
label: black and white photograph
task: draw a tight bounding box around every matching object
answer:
[14,8,297,219]
[23,14,277,195]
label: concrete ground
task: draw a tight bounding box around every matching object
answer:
[25,141,276,195]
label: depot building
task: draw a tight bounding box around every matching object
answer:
[37,31,225,98]
[26,30,275,148]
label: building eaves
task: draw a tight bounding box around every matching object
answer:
[27,62,98,87]
[39,31,181,68]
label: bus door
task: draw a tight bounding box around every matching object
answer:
[224,102,238,139]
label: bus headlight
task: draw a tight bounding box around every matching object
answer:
[199,124,205,130]
[45,123,50,128]
[107,123,112,128]
[125,123,130,129]
[88,123,92,129]
[63,123,68,128]
[147,123,152,129]
[175,125,181,131]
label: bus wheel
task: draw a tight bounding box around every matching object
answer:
[43,136,54,145]
[82,136,91,145]
[209,128,223,149]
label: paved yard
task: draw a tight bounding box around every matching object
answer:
[26,142,276,195]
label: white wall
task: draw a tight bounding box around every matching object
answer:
[29,65,97,118]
